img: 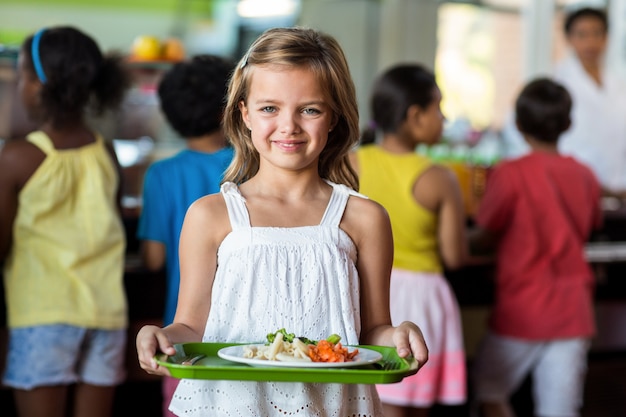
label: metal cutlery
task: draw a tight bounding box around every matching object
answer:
[178,354,206,366]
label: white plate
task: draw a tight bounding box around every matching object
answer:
[217,344,383,368]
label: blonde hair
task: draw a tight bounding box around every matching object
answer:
[222,27,360,190]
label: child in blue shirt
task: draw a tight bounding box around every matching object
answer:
[136,54,234,417]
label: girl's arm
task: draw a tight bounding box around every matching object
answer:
[414,164,468,270]
[0,144,17,262]
[0,140,44,261]
[140,240,166,271]
[136,193,230,374]
[342,196,428,366]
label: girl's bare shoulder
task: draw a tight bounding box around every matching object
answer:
[0,139,46,188]
[185,191,231,235]
[414,163,462,210]
[419,163,459,188]
[189,191,228,218]
[0,138,44,162]
[342,193,391,239]
[346,192,387,217]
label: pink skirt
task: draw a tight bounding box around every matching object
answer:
[376,269,467,407]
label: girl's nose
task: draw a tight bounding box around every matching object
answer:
[279,113,300,135]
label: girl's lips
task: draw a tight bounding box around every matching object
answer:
[272,140,306,151]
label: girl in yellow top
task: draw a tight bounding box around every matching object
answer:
[351,64,468,417]
[0,26,130,417]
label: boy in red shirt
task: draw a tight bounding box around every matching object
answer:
[469,78,602,417]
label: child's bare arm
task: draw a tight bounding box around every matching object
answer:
[0,145,17,261]
[433,167,468,270]
[413,164,468,270]
[0,141,43,260]
[140,240,166,271]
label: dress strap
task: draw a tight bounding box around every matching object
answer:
[320,180,367,227]
[220,182,251,229]
[26,131,56,155]
[26,131,106,155]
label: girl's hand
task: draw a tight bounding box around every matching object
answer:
[393,321,429,367]
[136,324,177,376]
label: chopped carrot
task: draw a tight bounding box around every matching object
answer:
[307,340,359,363]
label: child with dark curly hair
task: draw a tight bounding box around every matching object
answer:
[0,26,131,417]
[136,54,235,417]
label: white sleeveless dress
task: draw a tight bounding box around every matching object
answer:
[169,181,383,417]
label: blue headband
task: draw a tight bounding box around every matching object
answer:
[31,29,47,84]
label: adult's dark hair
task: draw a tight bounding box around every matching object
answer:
[22,26,131,127]
[361,63,437,145]
[515,78,571,143]
[564,7,608,35]
[158,54,235,138]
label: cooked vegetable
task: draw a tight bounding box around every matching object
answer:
[297,336,317,345]
[308,340,359,363]
[264,329,356,362]
[266,328,296,344]
[266,328,334,346]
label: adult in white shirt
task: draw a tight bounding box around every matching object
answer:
[502,7,626,197]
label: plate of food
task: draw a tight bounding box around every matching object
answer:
[217,344,382,368]
[217,329,382,368]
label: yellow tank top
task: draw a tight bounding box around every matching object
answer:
[3,131,127,329]
[356,145,441,273]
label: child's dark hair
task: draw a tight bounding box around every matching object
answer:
[361,63,437,145]
[564,7,608,34]
[515,78,571,143]
[158,54,235,138]
[22,26,130,128]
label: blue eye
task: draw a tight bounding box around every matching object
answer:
[261,106,276,113]
[303,108,321,115]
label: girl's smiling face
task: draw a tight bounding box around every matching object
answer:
[239,65,337,173]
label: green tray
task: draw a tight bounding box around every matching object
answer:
[155,342,419,384]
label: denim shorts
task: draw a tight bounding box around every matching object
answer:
[471,332,590,417]
[3,324,127,390]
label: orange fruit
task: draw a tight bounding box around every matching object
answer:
[162,38,185,62]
